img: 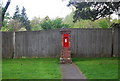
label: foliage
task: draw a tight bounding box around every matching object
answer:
[73,18,111,28]
[0,4,3,24]
[98,20,110,28]
[7,19,23,31]
[1,12,12,31]
[111,23,120,28]
[20,7,31,31]
[111,19,120,24]
[111,19,120,28]
[63,8,74,27]
[1,0,11,29]
[1,5,31,31]
[94,18,110,28]
[68,2,119,22]
[2,5,25,31]
[63,12,111,28]
[2,5,23,32]
[18,28,26,31]
[12,5,21,20]
[63,10,117,28]
[12,6,31,31]
[40,17,70,29]
[73,20,95,28]
[30,17,42,31]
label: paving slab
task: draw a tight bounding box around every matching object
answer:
[60,63,86,79]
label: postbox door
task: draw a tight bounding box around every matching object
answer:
[63,34,69,48]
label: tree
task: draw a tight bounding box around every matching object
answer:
[0,4,2,29]
[68,2,119,23]
[1,0,11,29]
[31,16,42,31]
[44,16,50,21]
[111,19,120,28]
[9,5,23,31]
[7,19,23,31]
[20,7,31,31]
[1,12,12,31]
[2,0,11,22]
[63,8,74,27]
[40,17,70,29]
[2,5,23,31]
[73,19,94,28]
[63,8,111,28]
[1,5,31,31]
[13,5,21,20]
[94,18,110,28]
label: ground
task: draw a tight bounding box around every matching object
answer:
[73,57,119,79]
[2,57,119,79]
[2,58,61,79]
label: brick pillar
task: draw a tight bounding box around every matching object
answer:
[60,28,72,64]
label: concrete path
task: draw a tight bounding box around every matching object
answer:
[60,63,86,80]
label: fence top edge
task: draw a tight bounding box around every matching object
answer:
[70,28,112,30]
[1,28,114,33]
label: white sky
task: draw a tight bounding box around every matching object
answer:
[1,0,118,20]
[2,0,72,20]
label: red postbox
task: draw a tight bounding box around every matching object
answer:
[60,28,72,64]
[63,34,69,48]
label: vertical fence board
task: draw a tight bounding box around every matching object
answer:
[113,28,119,57]
[118,28,120,57]
[71,29,78,57]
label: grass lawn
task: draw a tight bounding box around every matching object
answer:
[2,57,119,79]
[73,57,119,79]
[2,58,61,79]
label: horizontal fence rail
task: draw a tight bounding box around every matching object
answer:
[1,28,119,58]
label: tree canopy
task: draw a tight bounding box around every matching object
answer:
[1,0,11,29]
[20,7,31,31]
[1,5,31,31]
[13,5,21,20]
[12,6,31,31]
[68,2,119,22]
[40,17,70,29]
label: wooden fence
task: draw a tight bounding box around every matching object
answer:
[2,32,14,58]
[71,28,113,57]
[113,28,119,57]
[2,28,119,58]
[15,29,61,58]
[0,32,2,58]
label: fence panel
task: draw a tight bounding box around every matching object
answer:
[15,29,61,58]
[75,28,112,57]
[113,28,119,57]
[2,32,14,58]
[2,28,117,58]
[71,29,78,57]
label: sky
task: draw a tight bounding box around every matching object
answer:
[1,0,118,20]
[2,0,72,20]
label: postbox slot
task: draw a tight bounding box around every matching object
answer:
[63,35,69,48]
[65,38,67,43]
